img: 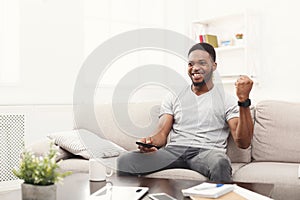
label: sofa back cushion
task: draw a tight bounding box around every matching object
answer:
[252,100,300,162]
[75,101,252,163]
[74,102,161,151]
[226,106,254,164]
[226,134,251,163]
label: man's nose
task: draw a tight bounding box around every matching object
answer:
[192,63,202,70]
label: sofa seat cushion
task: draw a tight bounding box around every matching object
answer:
[58,158,89,173]
[144,168,207,181]
[144,163,246,181]
[233,162,300,200]
[233,162,300,186]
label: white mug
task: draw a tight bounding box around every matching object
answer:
[89,159,113,181]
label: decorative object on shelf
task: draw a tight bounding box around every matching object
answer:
[235,33,243,39]
[235,33,244,46]
[13,143,72,200]
[220,39,234,47]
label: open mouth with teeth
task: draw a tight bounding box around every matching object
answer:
[192,72,204,81]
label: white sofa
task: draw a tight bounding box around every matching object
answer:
[29,100,300,200]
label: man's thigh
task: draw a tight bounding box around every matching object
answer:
[117,146,187,175]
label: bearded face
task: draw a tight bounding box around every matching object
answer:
[188,50,216,88]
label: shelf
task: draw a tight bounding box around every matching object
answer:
[190,10,259,81]
[220,75,258,85]
[215,45,245,53]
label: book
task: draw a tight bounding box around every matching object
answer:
[199,34,218,48]
[190,191,247,200]
[182,182,234,198]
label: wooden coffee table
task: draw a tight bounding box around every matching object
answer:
[91,174,274,200]
[0,173,274,200]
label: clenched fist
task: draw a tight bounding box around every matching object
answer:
[235,75,253,102]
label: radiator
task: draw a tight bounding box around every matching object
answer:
[0,114,25,182]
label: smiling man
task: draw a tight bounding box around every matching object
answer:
[117,43,254,182]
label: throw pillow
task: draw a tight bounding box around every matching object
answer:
[24,138,74,162]
[47,129,126,159]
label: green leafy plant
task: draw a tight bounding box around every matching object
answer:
[13,143,72,185]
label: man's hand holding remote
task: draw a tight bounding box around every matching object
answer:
[136,137,159,153]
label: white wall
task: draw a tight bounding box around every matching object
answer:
[193,0,300,103]
[86,0,300,104]
[1,0,300,144]
[0,0,84,144]
[2,0,299,105]
[0,0,84,105]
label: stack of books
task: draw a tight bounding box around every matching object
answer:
[182,182,234,199]
[199,34,218,48]
[182,182,274,200]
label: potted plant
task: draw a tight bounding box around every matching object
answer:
[13,143,72,200]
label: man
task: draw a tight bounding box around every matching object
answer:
[117,43,253,182]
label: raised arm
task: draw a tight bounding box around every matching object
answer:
[138,114,173,152]
[228,75,254,149]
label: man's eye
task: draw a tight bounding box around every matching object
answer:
[188,62,193,66]
[199,61,207,66]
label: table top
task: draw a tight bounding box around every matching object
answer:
[91,174,274,200]
[0,173,274,200]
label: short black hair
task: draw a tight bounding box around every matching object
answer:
[188,43,216,62]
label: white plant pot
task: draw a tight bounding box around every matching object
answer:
[22,183,56,200]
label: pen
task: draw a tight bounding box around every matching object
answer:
[194,183,224,190]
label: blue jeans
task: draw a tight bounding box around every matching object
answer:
[117,145,232,182]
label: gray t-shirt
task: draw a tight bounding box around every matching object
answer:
[159,84,239,151]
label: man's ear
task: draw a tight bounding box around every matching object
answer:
[213,62,217,71]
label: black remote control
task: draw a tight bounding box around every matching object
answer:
[136,141,160,149]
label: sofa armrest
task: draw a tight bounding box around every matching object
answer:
[25,138,74,161]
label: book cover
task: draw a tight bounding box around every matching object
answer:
[199,35,204,43]
[204,34,218,48]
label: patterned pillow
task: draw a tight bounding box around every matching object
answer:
[47,129,126,159]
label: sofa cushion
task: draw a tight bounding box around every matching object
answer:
[226,134,251,163]
[25,138,74,162]
[145,168,207,181]
[58,158,89,173]
[78,102,161,151]
[48,129,126,159]
[145,163,246,180]
[233,162,300,200]
[233,162,300,185]
[252,100,300,162]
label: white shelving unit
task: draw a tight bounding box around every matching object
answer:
[191,11,260,83]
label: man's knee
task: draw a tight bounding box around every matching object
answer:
[209,156,232,182]
[117,153,138,175]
